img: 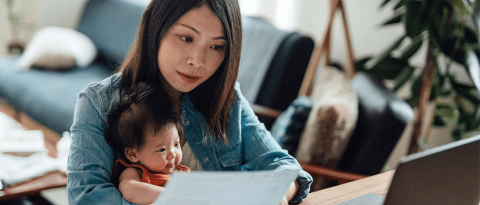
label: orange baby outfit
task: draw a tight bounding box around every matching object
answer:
[113,158,190,187]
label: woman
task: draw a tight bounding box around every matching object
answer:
[67,0,313,204]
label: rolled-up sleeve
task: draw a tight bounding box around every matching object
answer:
[237,87,313,204]
[67,86,133,205]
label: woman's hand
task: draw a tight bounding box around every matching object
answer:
[279,180,300,205]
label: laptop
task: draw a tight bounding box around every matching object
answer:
[337,134,480,205]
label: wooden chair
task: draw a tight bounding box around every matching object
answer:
[252,0,367,185]
[253,0,413,185]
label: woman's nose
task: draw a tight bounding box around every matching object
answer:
[187,46,205,69]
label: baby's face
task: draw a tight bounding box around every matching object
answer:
[135,126,182,174]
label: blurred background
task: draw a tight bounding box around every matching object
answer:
[0,0,479,204]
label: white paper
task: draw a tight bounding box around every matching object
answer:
[0,130,47,156]
[153,169,300,205]
[0,152,59,186]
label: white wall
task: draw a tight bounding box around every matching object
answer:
[37,0,88,29]
[239,0,427,67]
[0,0,88,56]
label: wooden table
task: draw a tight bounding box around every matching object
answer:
[301,170,395,205]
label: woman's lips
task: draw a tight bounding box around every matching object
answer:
[178,71,200,83]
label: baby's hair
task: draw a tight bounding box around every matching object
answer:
[105,82,184,158]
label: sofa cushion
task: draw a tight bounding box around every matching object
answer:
[77,0,148,65]
[337,72,414,175]
[295,66,358,191]
[17,26,97,70]
[0,56,113,134]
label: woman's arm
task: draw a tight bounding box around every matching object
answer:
[119,168,164,204]
[235,84,312,204]
[67,85,132,204]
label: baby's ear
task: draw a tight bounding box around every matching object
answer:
[125,147,139,163]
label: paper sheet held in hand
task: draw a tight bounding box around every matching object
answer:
[153,169,300,205]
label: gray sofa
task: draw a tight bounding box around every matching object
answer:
[0,0,314,135]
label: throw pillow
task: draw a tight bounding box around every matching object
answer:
[295,66,358,191]
[270,96,312,156]
[16,26,97,71]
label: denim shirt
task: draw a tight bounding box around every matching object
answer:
[67,73,312,204]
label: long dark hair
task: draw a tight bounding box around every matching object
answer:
[117,0,242,143]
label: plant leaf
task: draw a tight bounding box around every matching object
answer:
[434,103,459,126]
[405,96,419,108]
[452,76,480,103]
[467,51,480,93]
[400,35,424,59]
[459,89,480,104]
[441,89,453,96]
[366,57,409,80]
[403,1,427,38]
[427,20,443,52]
[400,0,417,4]
[470,106,480,131]
[433,115,448,126]
[393,65,416,91]
[452,127,463,141]
[354,57,372,72]
[393,0,405,10]
[446,0,472,16]
[382,12,404,26]
[380,0,392,8]
[367,35,406,70]
[464,25,479,44]
[475,0,480,14]
[432,74,442,100]
[452,49,469,67]
[450,75,477,89]
[411,73,422,97]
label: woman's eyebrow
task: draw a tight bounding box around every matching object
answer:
[177,23,226,40]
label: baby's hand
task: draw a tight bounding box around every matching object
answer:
[175,169,190,173]
[173,168,190,173]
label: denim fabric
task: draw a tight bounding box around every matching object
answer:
[67,73,312,204]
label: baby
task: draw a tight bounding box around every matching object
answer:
[104,83,189,204]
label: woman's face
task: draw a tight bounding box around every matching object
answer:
[158,4,227,93]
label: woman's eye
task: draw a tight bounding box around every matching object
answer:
[180,35,193,42]
[211,45,225,51]
[175,143,180,147]
[157,148,165,152]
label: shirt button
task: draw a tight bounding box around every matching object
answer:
[186,121,190,125]
[203,157,209,163]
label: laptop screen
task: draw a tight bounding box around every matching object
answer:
[383,135,480,205]
[337,135,480,205]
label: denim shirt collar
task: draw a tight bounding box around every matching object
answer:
[180,93,197,116]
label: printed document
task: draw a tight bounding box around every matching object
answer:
[153,169,300,205]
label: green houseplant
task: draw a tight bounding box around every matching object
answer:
[356,0,480,153]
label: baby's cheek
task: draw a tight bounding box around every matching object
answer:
[176,153,183,165]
